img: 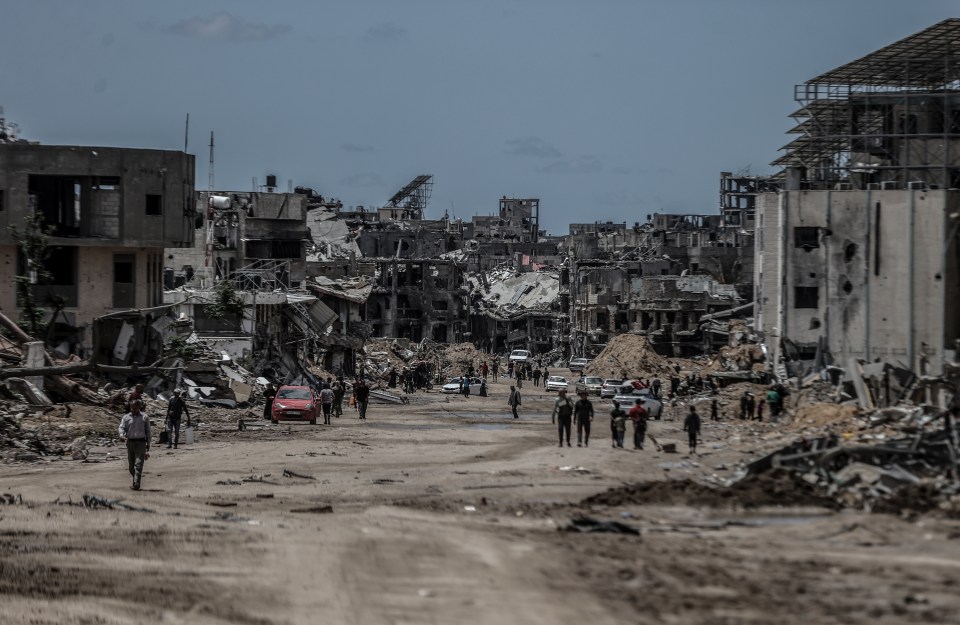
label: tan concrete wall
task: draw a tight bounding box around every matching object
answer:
[0,244,165,350]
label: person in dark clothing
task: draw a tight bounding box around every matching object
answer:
[670,376,680,398]
[746,393,756,420]
[651,378,662,399]
[388,368,398,388]
[610,400,627,448]
[462,377,471,397]
[481,362,489,381]
[263,382,277,421]
[710,398,719,421]
[165,390,190,449]
[756,399,765,422]
[532,368,541,387]
[119,402,151,490]
[332,380,344,418]
[515,368,523,389]
[479,379,488,397]
[739,392,748,420]
[574,390,594,447]
[353,379,370,419]
[629,398,648,450]
[684,405,701,454]
[551,390,574,447]
[508,385,521,418]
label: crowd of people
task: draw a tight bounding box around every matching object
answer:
[116,353,789,490]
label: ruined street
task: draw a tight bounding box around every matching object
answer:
[2,377,959,625]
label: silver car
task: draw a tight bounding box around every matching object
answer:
[610,390,663,420]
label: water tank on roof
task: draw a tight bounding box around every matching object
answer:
[209,195,231,209]
[266,174,277,189]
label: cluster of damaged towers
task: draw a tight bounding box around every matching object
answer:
[2,18,960,386]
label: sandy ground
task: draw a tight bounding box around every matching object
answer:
[2,373,960,625]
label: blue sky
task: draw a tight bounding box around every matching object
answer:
[1,1,956,232]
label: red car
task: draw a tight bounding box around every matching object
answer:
[271,386,319,425]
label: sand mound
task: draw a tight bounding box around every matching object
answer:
[583,334,675,380]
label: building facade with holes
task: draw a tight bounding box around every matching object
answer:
[756,19,960,376]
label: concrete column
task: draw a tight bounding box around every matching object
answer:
[24,341,45,390]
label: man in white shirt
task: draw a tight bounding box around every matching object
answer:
[119,402,151,490]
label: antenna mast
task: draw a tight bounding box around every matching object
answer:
[208,131,215,191]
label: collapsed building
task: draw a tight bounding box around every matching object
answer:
[756,18,960,377]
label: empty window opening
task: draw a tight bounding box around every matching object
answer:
[145,194,162,216]
[17,246,79,308]
[794,286,819,309]
[842,280,853,294]
[794,227,820,251]
[113,254,135,309]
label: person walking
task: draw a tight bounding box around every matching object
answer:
[263,381,277,421]
[353,378,370,420]
[684,405,702,454]
[532,367,541,387]
[651,378,662,399]
[710,399,719,422]
[481,362,489,381]
[119,401,151,490]
[332,379,344,418]
[629,398,648,450]
[746,393,756,420]
[574,390,594,447]
[492,358,499,382]
[515,368,523,389]
[165,390,190,449]
[756,399,765,422]
[610,400,627,448]
[551,389,575,447]
[462,376,472,397]
[128,383,146,411]
[739,391,749,420]
[319,385,335,424]
[508,385,521,419]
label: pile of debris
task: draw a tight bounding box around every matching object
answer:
[584,334,676,380]
[733,401,960,516]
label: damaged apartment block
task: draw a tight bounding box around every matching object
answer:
[756,18,960,377]
[0,143,195,360]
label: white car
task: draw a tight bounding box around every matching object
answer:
[441,376,482,394]
[600,379,624,399]
[569,357,590,372]
[610,390,663,420]
[509,349,532,364]
[545,375,569,392]
[575,376,604,396]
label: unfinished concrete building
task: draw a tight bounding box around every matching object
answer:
[756,19,960,376]
[0,143,195,357]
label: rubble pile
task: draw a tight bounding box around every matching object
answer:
[735,403,960,516]
[715,344,765,372]
[438,343,490,375]
[584,334,675,380]
[0,403,121,463]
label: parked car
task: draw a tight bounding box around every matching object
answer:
[545,375,569,392]
[600,379,624,399]
[610,389,663,420]
[569,357,590,372]
[441,376,482,394]
[575,376,604,396]
[271,386,319,425]
[509,349,532,364]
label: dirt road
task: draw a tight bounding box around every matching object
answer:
[2,379,959,624]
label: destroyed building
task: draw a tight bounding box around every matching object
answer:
[367,259,467,343]
[466,267,568,355]
[756,19,960,376]
[166,189,309,288]
[0,143,195,358]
